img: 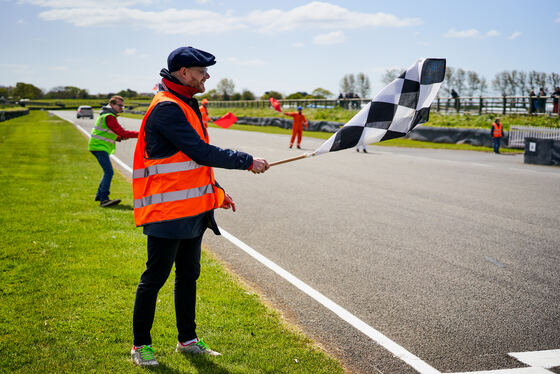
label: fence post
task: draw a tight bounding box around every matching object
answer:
[479,97,483,115]
[502,96,506,115]
[436,97,440,112]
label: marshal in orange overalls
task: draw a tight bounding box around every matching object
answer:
[284,108,308,148]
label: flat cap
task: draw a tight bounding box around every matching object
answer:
[167,46,216,72]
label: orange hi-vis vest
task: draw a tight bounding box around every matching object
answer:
[132,91,225,226]
[199,105,210,128]
[492,122,503,138]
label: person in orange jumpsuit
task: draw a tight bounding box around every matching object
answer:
[199,98,211,128]
[283,106,308,149]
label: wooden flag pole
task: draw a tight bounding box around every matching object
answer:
[269,153,315,167]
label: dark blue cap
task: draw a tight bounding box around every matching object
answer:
[167,46,216,72]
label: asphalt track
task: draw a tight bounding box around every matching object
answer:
[56,111,560,374]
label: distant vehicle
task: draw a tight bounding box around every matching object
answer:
[76,105,94,119]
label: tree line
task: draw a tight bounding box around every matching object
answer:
[382,67,560,97]
[7,68,556,102]
[198,78,336,101]
[0,83,148,101]
[1,73,370,103]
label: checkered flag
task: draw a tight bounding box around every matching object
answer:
[315,58,446,155]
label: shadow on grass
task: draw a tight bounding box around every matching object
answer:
[177,353,231,374]
[108,204,134,211]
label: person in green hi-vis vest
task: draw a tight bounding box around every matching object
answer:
[88,95,138,207]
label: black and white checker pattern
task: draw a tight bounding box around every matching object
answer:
[315,58,446,154]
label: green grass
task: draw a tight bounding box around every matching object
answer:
[0,111,344,373]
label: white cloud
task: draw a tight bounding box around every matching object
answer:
[28,1,422,35]
[292,42,305,48]
[556,14,560,22]
[19,0,154,7]
[122,48,137,56]
[444,28,481,38]
[38,7,246,34]
[508,31,522,40]
[247,2,422,32]
[313,31,345,45]
[444,28,500,38]
[225,57,266,66]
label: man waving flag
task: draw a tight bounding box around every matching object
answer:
[314,58,446,155]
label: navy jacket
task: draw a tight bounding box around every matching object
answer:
[142,70,253,239]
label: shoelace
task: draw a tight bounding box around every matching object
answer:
[138,345,155,360]
[195,340,210,350]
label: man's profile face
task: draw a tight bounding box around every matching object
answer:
[182,66,210,93]
[111,100,124,114]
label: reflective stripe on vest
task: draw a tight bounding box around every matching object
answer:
[134,184,213,209]
[93,123,116,134]
[132,91,225,226]
[492,123,503,137]
[132,160,202,179]
[91,133,116,144]
[89,113,118,153]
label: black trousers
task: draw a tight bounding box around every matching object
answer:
[133,234,203,346]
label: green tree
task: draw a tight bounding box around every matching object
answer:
[356,73,370,98]
[241,89,255,100]
[13,82,43,99]
[216,78,235,100]
[311,87,333,99]
[0,85,13,98]
[286,92,307,99]
[117,88,138,98]
[260,91,283,100]
[199,89,220,101]
[381,68,404,85]
[339,74,355,94]
[46,86,88,99]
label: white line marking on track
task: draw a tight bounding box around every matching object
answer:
[219,227,441,374]
[58,112,559,374]
[509,350,560,369]
[447,367,553,374]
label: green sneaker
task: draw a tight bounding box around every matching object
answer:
[176,339,221,356]
[131,345,159,366]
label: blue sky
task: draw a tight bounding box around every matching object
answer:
[1,0,559,97]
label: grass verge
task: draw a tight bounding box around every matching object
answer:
[0,111,344,373]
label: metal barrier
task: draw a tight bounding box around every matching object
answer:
[508,125,560,148]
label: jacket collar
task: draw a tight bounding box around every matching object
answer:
[159,69,198,99]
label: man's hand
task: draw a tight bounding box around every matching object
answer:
[221,193,236,212]
[250,158,269,174]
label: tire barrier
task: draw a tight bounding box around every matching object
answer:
[212,116,343,133]
[217,116,510,148]
[0,109,30,122]
[524,138,560,166]
[406,126,507,148]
